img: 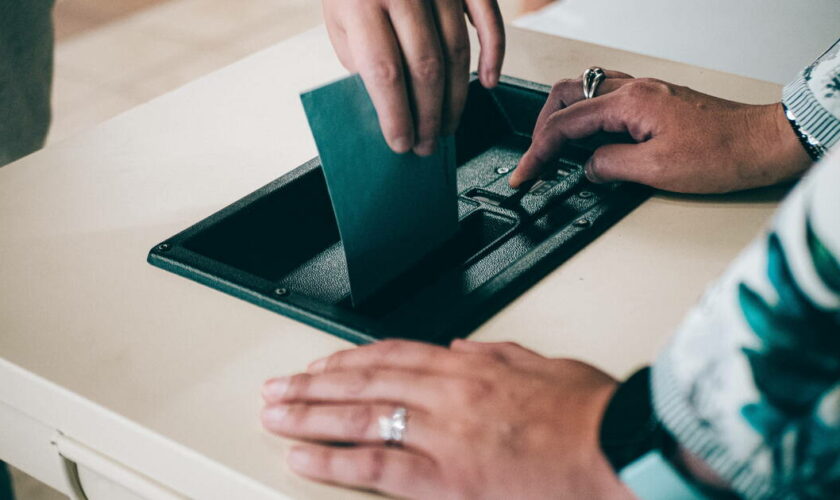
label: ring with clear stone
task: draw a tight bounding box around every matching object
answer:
[378,407,408,446]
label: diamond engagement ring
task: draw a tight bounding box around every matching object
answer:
[582,67,606,100]
[378,407,408,446]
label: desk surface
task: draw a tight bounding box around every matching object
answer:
[0,26,783,499]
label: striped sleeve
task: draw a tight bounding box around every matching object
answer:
[782,39,840,153]
[651,148,840,499]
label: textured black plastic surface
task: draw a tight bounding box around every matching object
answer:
[148,75,650,345]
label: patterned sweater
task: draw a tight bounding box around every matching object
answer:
[653,39,840,499]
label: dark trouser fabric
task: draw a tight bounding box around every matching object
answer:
[0,0,55,166]
[0,462,13,500]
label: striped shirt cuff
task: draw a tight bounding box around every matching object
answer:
[782,74,840,152]
[651,349,777,499]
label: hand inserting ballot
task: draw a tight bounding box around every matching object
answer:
[322,0,505,156]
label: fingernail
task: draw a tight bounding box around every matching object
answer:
[584,158,602,183]
[508,170,522,188]
[261,405,289,424]
[263,376,290,399]
[307,358,327,373]
[413,140,436,157]
[392,136,412,154]
[288,447,310,470]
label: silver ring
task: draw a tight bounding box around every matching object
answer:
[582,67,606,100]
[378,407,408,446]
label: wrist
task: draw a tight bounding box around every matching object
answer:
[599,367,722,499]
[741,103,812,189]
[675,446,731,492]
[766,102,813,179]
[588,381,637,499]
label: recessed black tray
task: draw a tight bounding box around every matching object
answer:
[148,75,650,345]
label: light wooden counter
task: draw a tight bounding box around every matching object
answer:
[0,26,783,499]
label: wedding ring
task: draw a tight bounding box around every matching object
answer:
[582,67,606,100]
[378,407,408,446]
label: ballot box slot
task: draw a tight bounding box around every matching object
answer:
[182,168,340,282]
[148,75,651,345]
[465,188,505,206]
[346,209,519,315]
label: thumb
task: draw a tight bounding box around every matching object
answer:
[584,142,660,186]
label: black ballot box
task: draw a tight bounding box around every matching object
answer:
[148,76,649,345]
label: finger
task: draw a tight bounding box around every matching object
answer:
[533,72,633,139]
[345,6,414,153]
[323,10,353,70]
[288,444,441,499]
[584,141,664,186]
[388,1,446,156]
[263,368,452,410]
[510,93,633,187]
[305,339,492,376]
[262,403,438,452]
[432,0,471,134]
[465,0,505,88]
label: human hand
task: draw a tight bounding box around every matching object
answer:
[510,72,813,193]
[261,339,632,499]
[322,0,505,156]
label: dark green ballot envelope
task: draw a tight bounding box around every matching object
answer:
[300,75,459,305]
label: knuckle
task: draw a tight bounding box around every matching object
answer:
[358,448,387,485]
[377,338,407,353]
[555,356,579,366]
[286,373,311,398]
[344,405,374,439]
[471,351,504,367]
[322,352,343,372]
[345,368,376,396]
[624,78,672,99]
[447,41,470,67]
[544,110,564,129]
[453,378,493,404]
[311,446,332,474]
[550,78,576,96]
[411,55,444,83]
[550,79,577,105]
[375,339,407,361]
[285,405,310,429]
[367,61,402,87]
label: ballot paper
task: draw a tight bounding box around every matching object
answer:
[300,74,459,306]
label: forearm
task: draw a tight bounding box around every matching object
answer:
[648,40,840,498]
[652,150,840,497]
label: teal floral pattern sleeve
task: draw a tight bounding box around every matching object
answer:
[652,150,840,499]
